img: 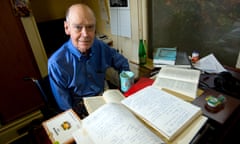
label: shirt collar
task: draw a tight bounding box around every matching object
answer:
[67,39,94,60]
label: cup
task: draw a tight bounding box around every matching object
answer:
[191,51,199,63]
[120,71,135,92]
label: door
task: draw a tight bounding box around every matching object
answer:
[0,0,44,124]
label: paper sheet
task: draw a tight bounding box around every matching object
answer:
[121,86,202,140]
[110,8,131,37]
[82,103,164,144]
[193,53,227,73]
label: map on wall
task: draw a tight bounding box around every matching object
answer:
[149,0,240,67]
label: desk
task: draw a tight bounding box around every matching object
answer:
[192,89,240,125]
[192,89,240,143]
[136,64,240,143]
[191,66,240,144]
[26,65,240,144]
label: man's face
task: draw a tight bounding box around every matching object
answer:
[64,7,96,53]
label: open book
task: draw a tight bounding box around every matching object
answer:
[82,86,205,143]
[42,86,207,144]
[152,66,201,101]
[83,89,125,113]
[76,103,165,144]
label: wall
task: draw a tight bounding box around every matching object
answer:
[30,0,240,69]
[85,0,148,64]
[31,0,83,22]
[28,0,83,76]
[148,0,240,67]
[31,0,147,64]
[30,0,84,59]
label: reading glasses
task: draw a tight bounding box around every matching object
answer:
[72,24,96,32]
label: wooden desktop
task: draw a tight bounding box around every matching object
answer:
[191,66,240,144]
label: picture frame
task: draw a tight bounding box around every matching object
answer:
[110,0,129,9]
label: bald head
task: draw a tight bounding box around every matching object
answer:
[66,4,96,24]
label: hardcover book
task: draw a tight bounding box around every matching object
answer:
[42,109,82,144]
[174,51,192,68]
[154,51,192,68]
[82,86,206,143]
[153,47,177,65]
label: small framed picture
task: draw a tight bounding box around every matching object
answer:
[110,0,129,8]
[10,0,31,17]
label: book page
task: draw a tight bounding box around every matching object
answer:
[83,89,124,114]
[73,128,95,144]
[156,66,200,82]
[102,89,125,103]
[83,96,106,114]
[82,103,164,144]
[161,88,204,102]
[121,86,201,141]
[172,115,207,144]
[42,109,82,144]
[153,67,200,99]
[154,77,198,99]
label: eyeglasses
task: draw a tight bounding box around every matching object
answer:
[72,24,95,32]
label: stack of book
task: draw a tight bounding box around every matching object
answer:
[153,47,192,68]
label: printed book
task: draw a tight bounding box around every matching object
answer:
[153,47,177,65]
[152,66,201,101]
[154,51,192,68]
[82,86,206,143]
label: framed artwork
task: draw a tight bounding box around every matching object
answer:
[110,0,129,8]
[10,0,31,17]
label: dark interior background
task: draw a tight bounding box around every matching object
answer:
[37,18,69,58]
[148,0,240,67]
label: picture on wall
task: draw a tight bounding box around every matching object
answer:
[110,0,128,8]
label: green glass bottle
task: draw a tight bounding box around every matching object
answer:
[139,39,146,65]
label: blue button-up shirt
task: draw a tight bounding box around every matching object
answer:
[48,38,130,110]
